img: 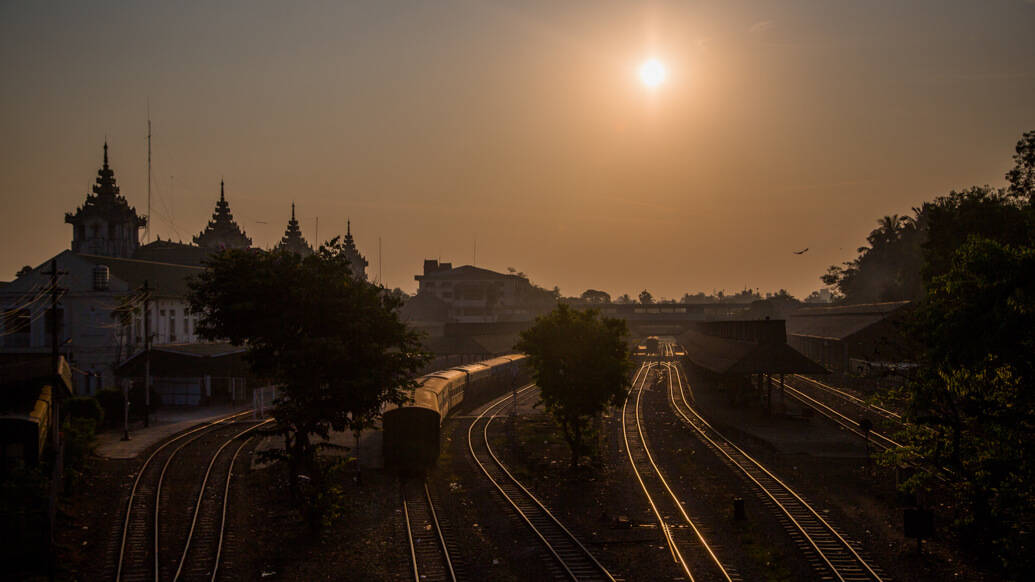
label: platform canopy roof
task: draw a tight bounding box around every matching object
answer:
[117,342,250,378]
[678,330,828,376]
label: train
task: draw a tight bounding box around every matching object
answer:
[645,336,660,353]
[382,354,529,471]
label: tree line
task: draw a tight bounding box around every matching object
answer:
[833,130,1035,576]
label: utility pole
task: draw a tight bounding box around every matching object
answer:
[44,259,65,447]
[42,258,64,582]
[143,280,152,427]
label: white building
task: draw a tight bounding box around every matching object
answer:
[0,145,203,395]
[0,251,203,394]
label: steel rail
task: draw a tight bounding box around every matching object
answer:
[780,383,901,451]
[622,362,738,582]
[621,364,683,567]
[402,479,457,582]
[467,385,615,581]
[424,481,457,581]
[209,433,259,582]
[789,375,902,422]
[403,491,420,582]
[115,409,254,582]
[665,361,886,582]
[173,419,273,581]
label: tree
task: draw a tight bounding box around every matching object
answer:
[920,186,1029,283]
[189,238,427,503]
[822,212,926,303]
[614,293,633,304]
[638,289,654,304]
[580,289,611,304]
[515,304,633,469]
[893,237,1035,574]
[1006,129,1035,201]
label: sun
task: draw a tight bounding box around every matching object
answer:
[638,59,667,88]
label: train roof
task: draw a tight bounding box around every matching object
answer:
[418,369,467,384]
[449,362,491,374]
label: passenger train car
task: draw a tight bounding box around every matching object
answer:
[382,354,528,471]
[645,336,660,354]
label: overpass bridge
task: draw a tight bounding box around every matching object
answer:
[572,302,755,336]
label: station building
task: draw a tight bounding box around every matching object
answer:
[0,143,363,399]
[785,301,916,374]
[413,260,557,323]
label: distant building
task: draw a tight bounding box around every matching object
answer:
[413,260,544,323]
[64,143,147,258]
[804,288,834,304]
[275,203,313,256]
[193,181,252,250]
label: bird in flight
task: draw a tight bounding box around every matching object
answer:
[793,248,809,255]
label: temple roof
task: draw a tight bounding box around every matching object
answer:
[275,203,312,256]
[193,181,252,249]
[65,142,147,228]
[343,219,368,279]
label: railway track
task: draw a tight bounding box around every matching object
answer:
[663,360,889,582]
[780,382,902,451]
[467,386,615,582]
[113,410,266,582]
[788,375,903,422]
[621,362,740,582]
[402,479,459,582]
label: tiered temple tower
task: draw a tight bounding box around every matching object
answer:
[275,203,313,256]
[65,143,147,257]
[193,181,252,250]
[343,219,368,280]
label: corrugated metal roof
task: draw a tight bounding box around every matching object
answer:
[679,330,827,375]
[786,301,911,341]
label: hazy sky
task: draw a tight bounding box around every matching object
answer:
[2,1,1033,299]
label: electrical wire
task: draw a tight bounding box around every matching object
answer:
[1,283,56,315]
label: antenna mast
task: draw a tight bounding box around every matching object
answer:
[378,236,382,284]
[146,103,152,243]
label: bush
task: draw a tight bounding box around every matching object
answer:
[95,388,124,428]
[63,417,97,492]
[65,396,103,426]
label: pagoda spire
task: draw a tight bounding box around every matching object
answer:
[193,180,252,249]
[275,202,312,256]
[64,142,146,257]
[340,216,368,280]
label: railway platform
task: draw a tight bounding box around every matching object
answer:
[94,404,251,459]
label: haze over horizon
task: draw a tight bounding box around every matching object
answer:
[2,0,1033,299]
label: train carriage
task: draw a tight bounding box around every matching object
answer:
[383,354,528,471]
